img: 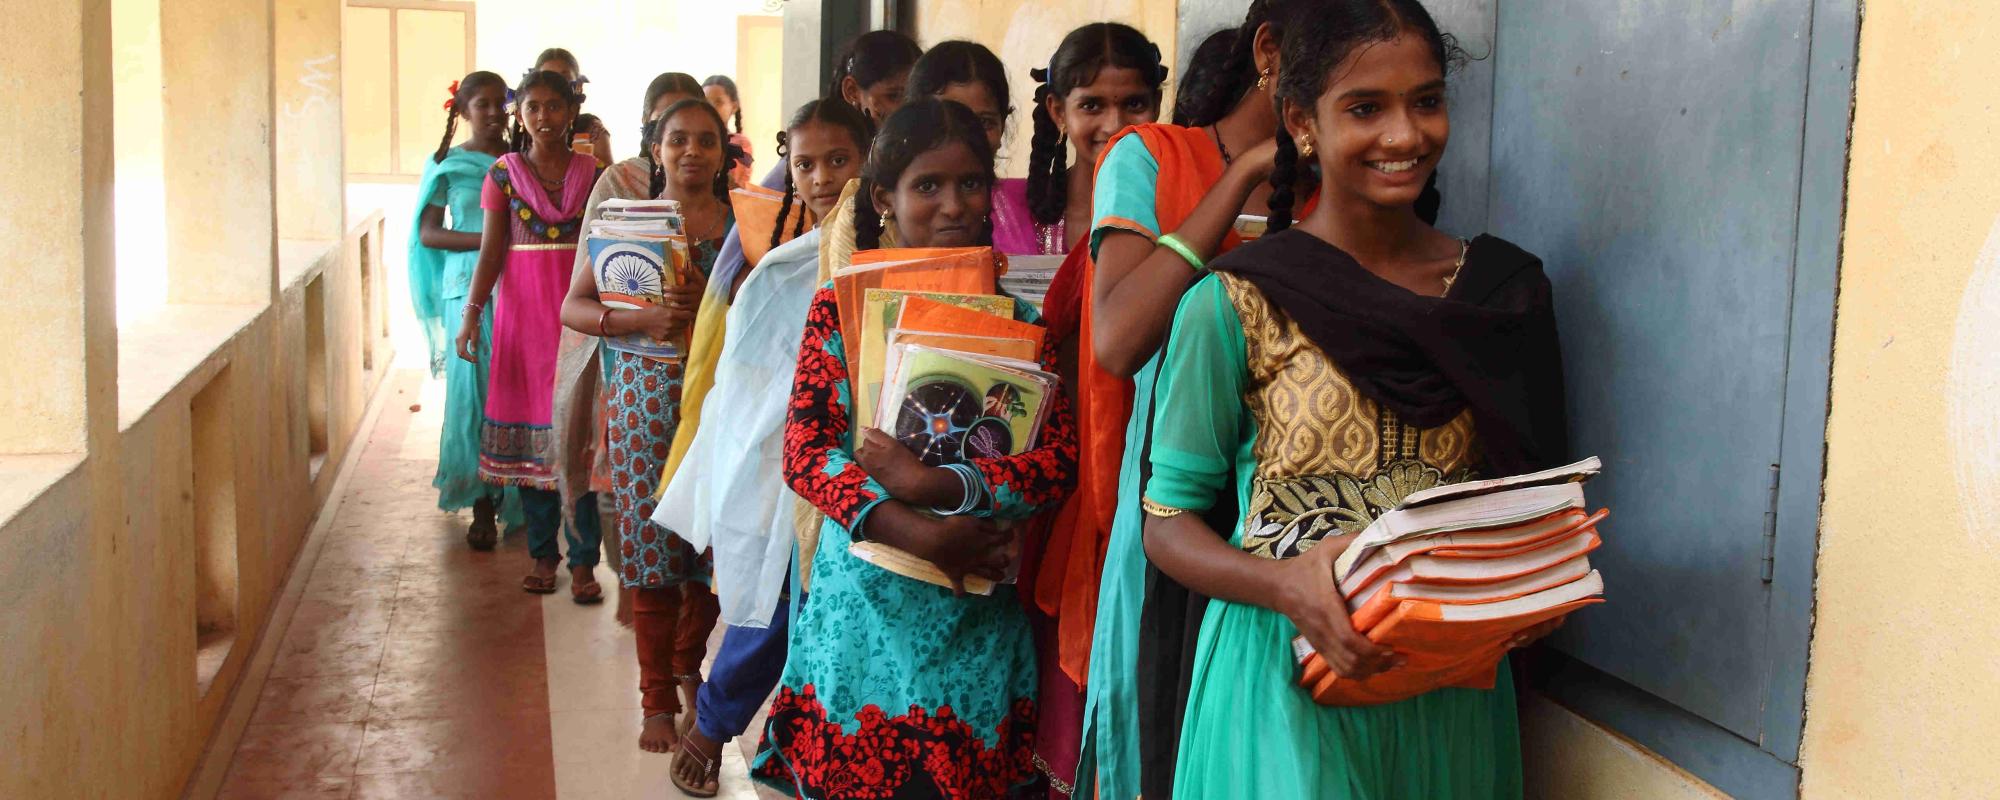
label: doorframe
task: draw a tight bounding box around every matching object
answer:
[344,0,477,182]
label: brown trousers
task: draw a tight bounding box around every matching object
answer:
[632,582,722,716]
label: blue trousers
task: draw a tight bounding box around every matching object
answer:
[694,590,793,742]
[520,487,602,569]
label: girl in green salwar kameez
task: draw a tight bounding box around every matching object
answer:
[409,71,522,547]
[1136,2,1570,796]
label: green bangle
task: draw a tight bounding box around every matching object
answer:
[1157,233,1206,272]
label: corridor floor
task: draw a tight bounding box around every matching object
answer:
[216,370,779,799]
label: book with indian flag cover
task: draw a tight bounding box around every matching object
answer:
[1290,458,1609,706]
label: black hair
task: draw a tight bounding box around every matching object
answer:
[509,70,583,153]
[644,99,743,205]
[907,40,1012,121]
[1171,28,1239,126]
[1026,23,1168,226]
[827,30,924,104]
[702,75,744,134]
[1265,0,1462,233]
[642,72,704,134]
[435,70,508,164]
[772,99,875,248]
[852,97,996,250]
[533,47,581,76]
[1174,0,1275,129]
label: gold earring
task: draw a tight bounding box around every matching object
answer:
[1301,139,1314,157]
[1255,67,1272,92]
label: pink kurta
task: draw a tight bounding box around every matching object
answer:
[477,151,600,489]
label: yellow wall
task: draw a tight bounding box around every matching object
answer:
[0,0,393,796]
[1798,3,2000,796]
[909,0,1179,179]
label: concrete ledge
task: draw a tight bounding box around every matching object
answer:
[278,237,340,291]
[116,303,264,431]
[1522,691,1726,799]
[0,453,87,529]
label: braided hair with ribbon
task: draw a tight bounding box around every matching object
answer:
[434,71,509,165]
[1025,23,1169,227]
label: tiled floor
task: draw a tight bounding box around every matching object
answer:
[217,372,778,800]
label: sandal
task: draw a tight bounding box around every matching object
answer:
[570,566,604,605]
[465,497,498,551]
[671,734,721,798]
[522,557,559,594]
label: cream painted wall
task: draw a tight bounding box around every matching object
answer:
[468,0,779,170]
[909,0,1179,179]
[1799,4,2000,796]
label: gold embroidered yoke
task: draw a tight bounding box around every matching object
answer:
[1142,273,1480,561]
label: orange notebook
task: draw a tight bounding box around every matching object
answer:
[730,185,814,269]
[897,297,1045,349]
[1298,570,1605,706]
[833,247,997,370]
[1347,553,1595,631]
[1340,528,1603,600]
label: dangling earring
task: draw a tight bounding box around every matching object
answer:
[1300,136,1315,158]
[1255,67,1273,92]
[882,207,895,221]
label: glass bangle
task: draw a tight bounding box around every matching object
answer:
[1157,233,1206,272]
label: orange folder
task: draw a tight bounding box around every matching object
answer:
[730,185,815,270]
[832,247,997,369]
[896,297,1045,349]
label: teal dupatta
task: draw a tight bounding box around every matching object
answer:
[407,146,498,375]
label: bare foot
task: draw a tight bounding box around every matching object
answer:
[672,727,723,797]
[639,712,678,753]
[677,676,703,737]
[614,584,634,629]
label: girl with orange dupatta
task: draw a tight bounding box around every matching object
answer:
[455,70,606,600]
[1070,3,1303,797]
[1016,22,1166,798]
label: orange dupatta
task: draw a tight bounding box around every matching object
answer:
[1034,124,1243,685]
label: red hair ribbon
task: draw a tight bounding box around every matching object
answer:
[442,79,461,110]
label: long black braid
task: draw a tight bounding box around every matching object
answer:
[1026,23,1168,227]
[1263,0,1461,232]
[645,99,742,204]
[772,99,875,249]
[853,98,995,250]
[1170,29,1238,127]
[434,71,507,165]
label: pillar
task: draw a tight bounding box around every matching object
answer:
[161,0,278,305]
[0,0,117,454]
[275,0,345,241]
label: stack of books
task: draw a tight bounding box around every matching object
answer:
[996,254,1063,310]
[728,184,813,269]
[828,247,1062,594]
[588,199,691,359]
[1293,457,1609,706]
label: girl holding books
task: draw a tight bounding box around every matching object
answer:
[556,98,738,755]
[702,75,755,188]
[454,70,606,600]
[752,97,1078,798]
[1014,21,1170,797]
[409,70,521,550]
[654,97,874,798]
[1137,1,1568,795]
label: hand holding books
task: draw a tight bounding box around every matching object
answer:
[1273,531,1401,681]
[854,427,964,509]
[859,500,1012,597]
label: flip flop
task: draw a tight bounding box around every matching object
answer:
[570,568,604,605]
[671,735,721,798]
[522,573,558,594]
